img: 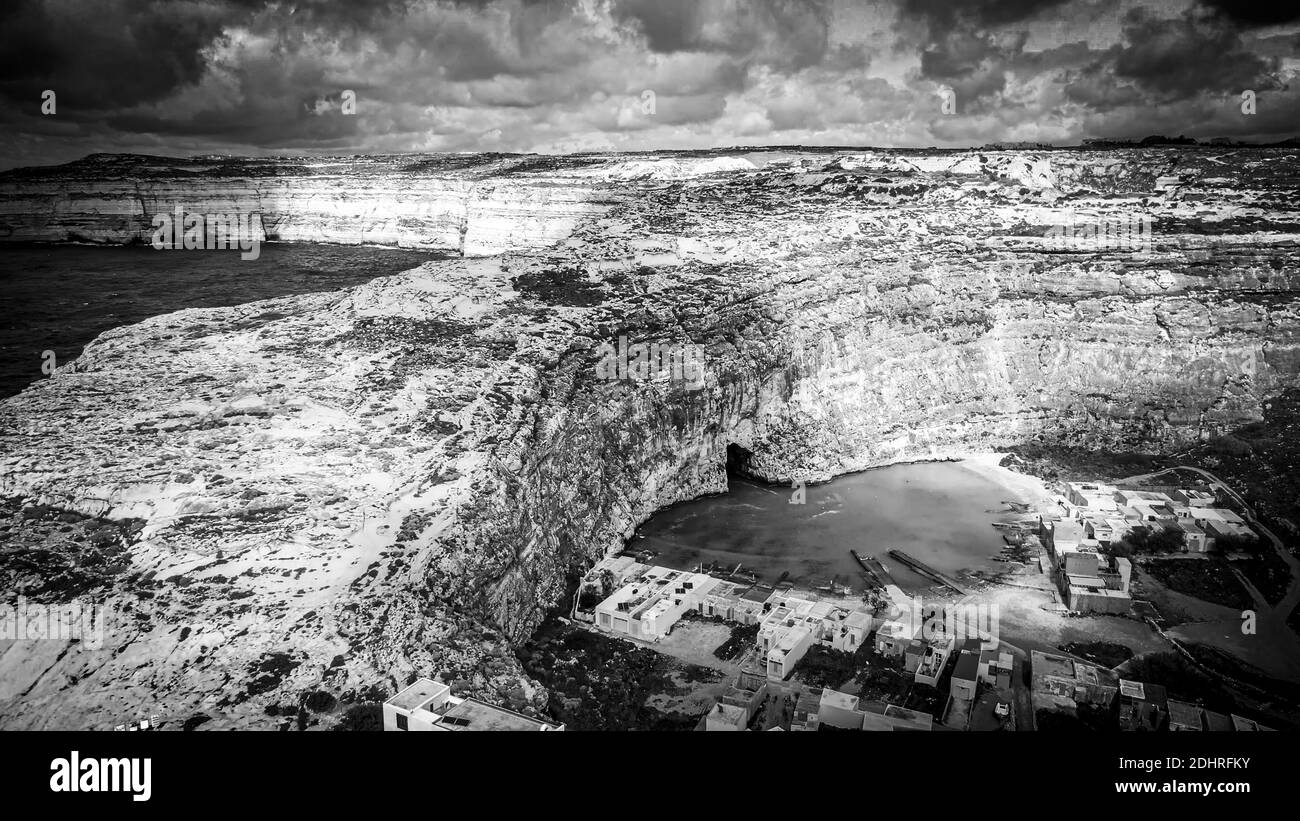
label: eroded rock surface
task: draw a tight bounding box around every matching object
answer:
[1,148,1298,728]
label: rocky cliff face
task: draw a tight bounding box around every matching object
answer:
[0,153,609,256]
[1,148,1297,728]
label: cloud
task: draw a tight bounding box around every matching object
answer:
[0,0,1296,169]
[1110,7,1283,100]
[1197,0,1300,28]
[899,0,1073,29]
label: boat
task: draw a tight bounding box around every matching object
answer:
[886,548,967,595]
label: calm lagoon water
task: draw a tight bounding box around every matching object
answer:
[0,243,446,398]
[633,460,1019,593]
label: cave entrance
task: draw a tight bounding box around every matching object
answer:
[725,443,755,479]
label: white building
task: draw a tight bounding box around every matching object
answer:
[701,702,749,731]
[384,679,564,732]
[593,566,720,641]
[1065,482,1120,512]
[1115,489,1175,509]
[1194,509,1256,546]
[875,619,918,657]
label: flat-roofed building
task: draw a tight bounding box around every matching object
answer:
[875,619,917,658]
[1194,509,1257,546]
[1198,508,1247,527]
[1066,482,1120,511]
[1115,489,1176,508]
[903,639,927,674]
[914,642,952,687]
[979,646,1014,690]
[593,566,720,641]
[950,639,981,701]
[1176,520,1209,553]
[814,690,935,731]
[860,701,933,731]
[1170,489,1217,508]
[701,702,749,731]
[1119,679,1168,731]
[791,689,823,731]
[719,683,767,717]
[1030,651,1119,716]
[767,625,815,680]
[1062,548,1100,576]
[818,688,865,730]
[1084,518,1115,543]
[1105,517,1134,541]
[1231,714,1273,731]
[1126,502,1175,523]
[1167,699,1203,731]
[1048,519,1085,556]
[823,607,872,653]
[384,678,564,732]
[1067,569,1132,614]
[697,580,748,621]
[1203,710,1234,731]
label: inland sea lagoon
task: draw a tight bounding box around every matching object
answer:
[633,460,1022,593]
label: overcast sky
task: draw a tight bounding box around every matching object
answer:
[1,0,1297,169]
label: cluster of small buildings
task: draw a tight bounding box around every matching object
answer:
[1029,651,1272,731]
[698,622,1010,732]
[757,590,873,679]
[1042,516,1134,614]
[698,672,935,732]
[1062,482,1255,554]
[585,555,1010,714]
[383,678,565,732]
[585,557,874,681]
[1044,482,1256,614]
[875,615,955,687]
[1030,649,1119,716]
[806,687,935,731]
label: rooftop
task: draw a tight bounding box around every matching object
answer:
[953,652,980,681]
[1167,699,1203,728]
[438,697,559,731]
[820,688,860,712]
[388,678,450,712]
[772,625,812,654]
[1203,710,1234,731]
[1119,678,1167,704]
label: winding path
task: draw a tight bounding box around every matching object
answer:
[1120,465,1300,682]
[1122,465,1300,618]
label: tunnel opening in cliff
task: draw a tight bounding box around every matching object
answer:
[724,442,757,479]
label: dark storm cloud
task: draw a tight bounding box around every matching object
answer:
[917,30,1016,112]
[1112,8,1281,98]
[1197,0,1300,28]
[0,0,239,111]
[899,0,1073,29]
[904,0,1081,115]
[1061,6,1285,109]
[610,0,703,52]
[612,0,832,71]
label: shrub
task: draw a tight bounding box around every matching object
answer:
[334,703,383,731]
